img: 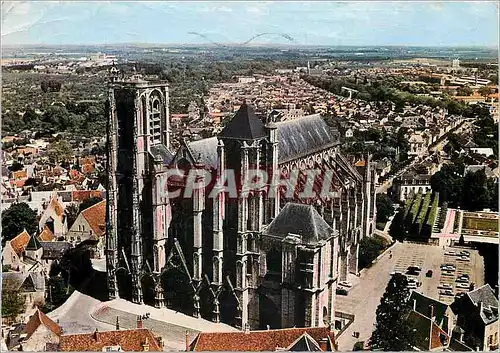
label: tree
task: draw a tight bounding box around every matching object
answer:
[477,86,491,98]
[42,275,74,313]
[462,169,490,211]
[370,274,416,351]
[1,279,26,324]
[46,140,73,163]
[79,196,103,213]
[430,165,463,207]
[358,235,389,269]
[376,194,394,223]
[1,202,38,243]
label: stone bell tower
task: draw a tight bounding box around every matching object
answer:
[106,74,170,304]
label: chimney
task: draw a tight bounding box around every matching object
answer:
[93,329,99,342]
[185,331,190,352]
[244,323,250,334]
[116,316,119,330]
[137,316,143,329]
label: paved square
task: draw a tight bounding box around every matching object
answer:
[335,242,484,351]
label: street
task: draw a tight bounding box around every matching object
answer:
[335,242,484,351]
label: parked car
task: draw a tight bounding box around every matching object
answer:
[390,271,403,276]
[440,289,454,296]
[438,283,453,290]
[339,281,353,288]
[459,250,470,256]
[407,266,422,272]
[456,283,470,289]
[445,251,456,256]
[407,282,417,289]
[441,264,456,270]
[426,270,433,278]
[336,288,348,296]
[457,256,470,262]
[456,277,469,283]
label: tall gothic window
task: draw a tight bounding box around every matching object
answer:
[149,93,162,145]
[266,248,281,277]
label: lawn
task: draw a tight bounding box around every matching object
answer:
[462,217,499,232]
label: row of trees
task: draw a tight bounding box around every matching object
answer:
[431,166,497,212]
[389,192,440,242]
[358,235,391,270]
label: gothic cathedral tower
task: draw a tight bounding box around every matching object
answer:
[106,75,170,304]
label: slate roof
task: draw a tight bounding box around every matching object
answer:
[40,241,72,259]
[24,309,62,340]
[25,234,42,251]
[276,114,340,163]
[219,103,266,141]
[6,323,26,350]
[410,291,450,328]
[58,329,162,351]
[188,137,219,169]
[264,203,334,244]
[467,284,499,325]
[189,327,335,351]
[2,272,25,290]
[19,272,45,292]
[150,144,174,166]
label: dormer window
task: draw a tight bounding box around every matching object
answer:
[103,346,122,352]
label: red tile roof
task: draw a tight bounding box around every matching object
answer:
[38,225,55,242]
[71,190,102,202]
[81,164,95,174]
[48,197,65,218]
[58,329,162,351]
[81,200,106,237]
[25,309,62,340]
[190,327,336,351]
[9,230,30,256]
[12,170,27,180]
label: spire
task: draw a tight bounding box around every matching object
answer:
[25,234,42,251]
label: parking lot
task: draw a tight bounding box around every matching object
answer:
[335,242,485,351]
[392,244,484,304]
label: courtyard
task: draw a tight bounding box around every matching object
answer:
[335,242,484,351]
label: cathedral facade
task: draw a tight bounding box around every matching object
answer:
[106,77,377,331]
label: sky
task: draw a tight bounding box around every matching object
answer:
[1,1,499,47]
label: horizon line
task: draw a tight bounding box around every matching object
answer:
[3,42,498,49]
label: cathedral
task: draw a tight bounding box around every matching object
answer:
[106,76,377,331]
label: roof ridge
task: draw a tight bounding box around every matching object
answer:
[309,205,318,239]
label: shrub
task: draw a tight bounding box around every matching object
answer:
[353,341,365,351]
